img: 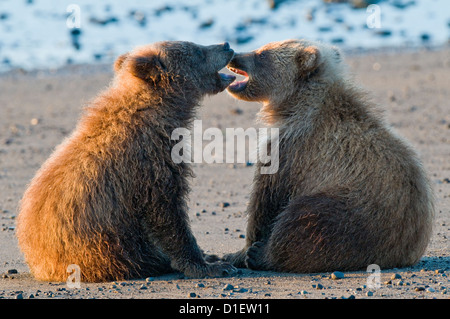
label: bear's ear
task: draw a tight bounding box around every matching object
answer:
[127,55,166,84]
[114,53,129,73]
[296,46,320,76]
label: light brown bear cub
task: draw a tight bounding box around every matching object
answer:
[17,41,237,282]
[224,39,434,273]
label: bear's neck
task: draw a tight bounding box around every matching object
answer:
[115,82,203,126]
[261,80,381,138]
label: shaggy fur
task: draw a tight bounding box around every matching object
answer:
[224,39,434,273]
[16,41,236,282]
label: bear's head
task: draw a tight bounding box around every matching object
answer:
[114,41,236,96]
[226,39,344,103]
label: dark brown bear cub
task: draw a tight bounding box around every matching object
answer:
[224,39,434,273]
[17,41,237,282]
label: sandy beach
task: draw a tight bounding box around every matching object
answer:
[0,46,449,300]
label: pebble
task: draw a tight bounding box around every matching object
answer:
[222,283,234,291]
[7,269,18,274]
[199,19,214,29]
[299,290,308,295]
[312,283,324,290]
[391,273,402,280]
[188,292,197,298]
[230,108,243,115]
[425,287,435,293]
[235,287,248,293]
[331,271,345,280]
[366,291,374,297]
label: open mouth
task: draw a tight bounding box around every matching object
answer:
[227,66,249,92]
[217,51,237,87]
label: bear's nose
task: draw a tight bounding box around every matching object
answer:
[223,42,230,51]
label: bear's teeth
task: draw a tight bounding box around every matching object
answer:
[228,67,248,77]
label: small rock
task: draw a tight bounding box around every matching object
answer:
[331,271,345,280]
[391,273,402,280]
[220,202,230,208]
[7,269,18,274]
[366,291,374,297]
[374,29,392,37]
[318,26,333,32]
[139,284,147,290]
[420,33,431,42]
[267,0,289,10]
[89,16,119,26]
[331,38,345,44]
[235,287,248,293]
[145,277,154,282]
[415,287,425,292]
[235,35,254,45]
[316,283,324,290]
[30,118,39,125]
[15,293,23,299]
[222,283,234,291]
[188,292,197,298]
[230,108,243,115]
[299,290,308,295]
[426,287,436,293]
[199,18,214,29]
[196,283,205,288]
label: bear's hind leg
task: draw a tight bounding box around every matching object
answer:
[256,194,374,273]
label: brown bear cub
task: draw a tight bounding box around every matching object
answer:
[224,39,434,273]
[16,41,237,282]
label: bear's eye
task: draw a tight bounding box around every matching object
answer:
[258,51,267,60]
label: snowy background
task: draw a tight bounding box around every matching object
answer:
[0,0,449,72]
